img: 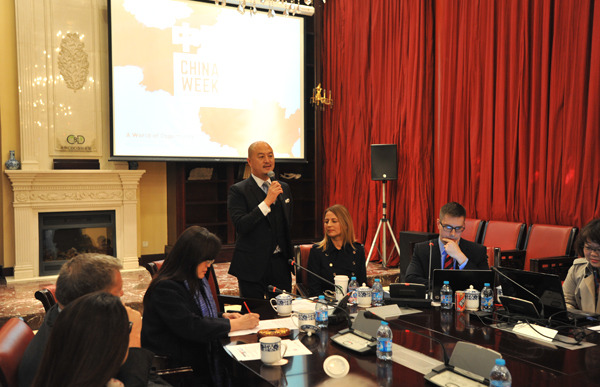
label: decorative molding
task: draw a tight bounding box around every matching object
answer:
[58,32,89,91]
[5,170,145,279]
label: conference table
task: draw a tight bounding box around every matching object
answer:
[220,298,600,386]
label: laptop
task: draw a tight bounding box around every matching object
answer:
[497,267,600,325]
[432,269,495,302]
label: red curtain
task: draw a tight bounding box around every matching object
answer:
[321,0,600,265]
[434,0,600,226]
[321,1,435,266]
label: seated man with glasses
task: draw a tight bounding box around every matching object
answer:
[405,202,488,288]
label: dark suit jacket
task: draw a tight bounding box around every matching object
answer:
[306,242,368,296]
[405,238,489,287]
[227,177,293,282]
[141,280,230,384]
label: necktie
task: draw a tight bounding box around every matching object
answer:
[262,181,269,194]
[442,250,454,270]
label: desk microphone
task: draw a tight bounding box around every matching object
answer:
[268,285,351,325]
[267,285,292,295]
[288,259,344,296]
[427,242,434,300]
[491,266,545,319]
[362,310,450,366]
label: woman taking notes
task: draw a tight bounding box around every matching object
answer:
[142,226,259,385]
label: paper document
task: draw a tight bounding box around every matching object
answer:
[225,339,312,361]
[228,317,298,337]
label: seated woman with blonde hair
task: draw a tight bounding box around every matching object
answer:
[307,204,368,296]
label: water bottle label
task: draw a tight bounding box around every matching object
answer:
[441,294,452,305]
[490,381,505,387]
[316,310,328,322]
[377,337,392,353]
[372,292,383,302]
[481,296,493,310]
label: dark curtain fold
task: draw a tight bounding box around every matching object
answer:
[322,1,434,265]
[320,0,600,266]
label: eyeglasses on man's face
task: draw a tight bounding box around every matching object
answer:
[439,221,465,233]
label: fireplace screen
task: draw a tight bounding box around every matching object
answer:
[39,211,116,275]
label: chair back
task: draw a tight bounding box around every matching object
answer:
[34,284,57,312]
[294,244,313,286]
[523,224,577,271]
[0,318,34,387]
[462,218,485,243]
[481,221,526,251]
[206,265,221,312]
[146,260,165,277]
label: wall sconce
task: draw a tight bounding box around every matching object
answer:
[310,83,333,110]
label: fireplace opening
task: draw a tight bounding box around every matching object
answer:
[39,210,116,276]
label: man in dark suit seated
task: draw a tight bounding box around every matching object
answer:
[228,141,294,299]
[405,202,488,288]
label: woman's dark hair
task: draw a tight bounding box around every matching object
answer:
[32,292,129,387]
[575,219,600,256]
[145,226,221,302]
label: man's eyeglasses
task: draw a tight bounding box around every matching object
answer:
[584,245,600,255]
[439,221,465,233]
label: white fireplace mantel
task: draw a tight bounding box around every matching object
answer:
[6,170,145,279]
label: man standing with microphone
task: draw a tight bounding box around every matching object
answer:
[405,202,488,288]
[228,141,294,299]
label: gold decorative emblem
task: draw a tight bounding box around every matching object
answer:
[58,32,89,90]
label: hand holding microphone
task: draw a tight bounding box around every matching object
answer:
[265,171,283,206]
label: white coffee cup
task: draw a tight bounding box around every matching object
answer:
[334,275,349,301]
[260,336,288,365]
[291,309,316,331]
[356,283,372,307]
[270,293,293,316]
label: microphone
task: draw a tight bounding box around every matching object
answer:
[427,242,434,300]
[267,170,276,180]
[363,310,450,366]
[288,259,344,297]
[491,266,545,319]
[267,285,291,295]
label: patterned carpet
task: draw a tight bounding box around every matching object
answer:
[0,262,400,330]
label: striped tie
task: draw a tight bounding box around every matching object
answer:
[442,250,454,270]
[262,181,269,194]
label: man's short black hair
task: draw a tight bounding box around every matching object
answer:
[439,202,467,219]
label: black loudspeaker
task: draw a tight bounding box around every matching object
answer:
[371,144,397,181]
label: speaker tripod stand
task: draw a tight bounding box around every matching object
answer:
[366,180,401,268]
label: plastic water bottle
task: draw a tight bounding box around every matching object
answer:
[372,278,384,306]
[440,281,453,309]
[348,276,359,305]
[315,295,328,328]
[481,283,494,312]
[376,321,393,361]
[489,358,512,386]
